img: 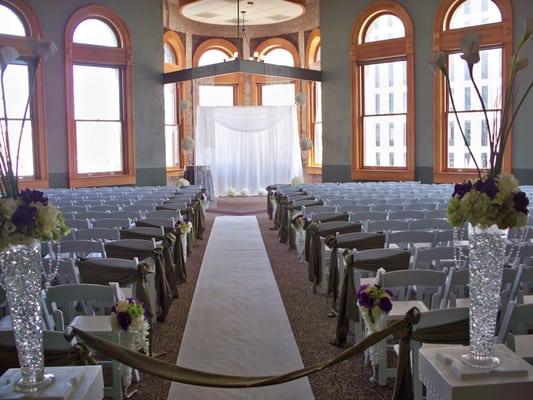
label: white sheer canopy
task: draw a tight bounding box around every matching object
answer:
[195,106,303,196]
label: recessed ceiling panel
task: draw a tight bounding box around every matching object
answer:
[181,0,305,25]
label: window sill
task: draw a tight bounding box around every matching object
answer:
[18,178,49,190]
[166,168,184,177]
[351,168,415,181]
[69,174,136,188]
[306,165,322,175]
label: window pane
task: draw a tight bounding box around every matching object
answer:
[364,61,406,115]
[73,18,118,47]
[315,82,322,123]
[446,111,500,169]
[164,83,176,125]
[73,65,121,120]
[449,0,501,29]
[198,49,230,66]
[314,122,322,166]
[1,120,34,177]
[0,64,30,118]
[261,83,295,106]
[263,48,294,67]
[0,4,26,36]
[448,49,502,112]
[364,14,405,43]
[165,126,179,167]
[363,115,406,167]
[164,43,176,64]
[76,121,122,173]
[198,85,234,106]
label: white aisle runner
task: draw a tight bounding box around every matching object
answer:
[167,216,314,400]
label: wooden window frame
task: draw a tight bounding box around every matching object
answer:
[163,30,185,177]
[433,0,513,183]
[351,0,415,181]
[0,0,48,189]
[305,28,322,173]
[64,4,135,188]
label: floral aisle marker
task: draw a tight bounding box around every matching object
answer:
[0,40,70,392]
[291,213,306,262]
[356,274,393,382]
[431,17,533,369]
[110,298,150,394]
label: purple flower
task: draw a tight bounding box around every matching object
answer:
[378,297,393,313]
[357,291,374,308]
[19,189,48,205]
[513,191,530,214]
[452,181,473,199]
[473,178,499,199]
[116,311,132,331]
[11,204,37,234]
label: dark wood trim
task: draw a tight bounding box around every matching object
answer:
[351,0,415,181]
[432,0,513,183]
[64,4,135,188]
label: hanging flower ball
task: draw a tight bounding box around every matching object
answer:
[179,99,191,111]
[182,136,195,151]
[300,137,313,151]
[291,176,304,185]
[295,91,306,105]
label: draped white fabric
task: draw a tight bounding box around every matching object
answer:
[195,106,303,196]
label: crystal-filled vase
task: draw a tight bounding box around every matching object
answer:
[461,224,507,368]
[0,240,54,392]
[180,233,188,263]
[295,230,305,262]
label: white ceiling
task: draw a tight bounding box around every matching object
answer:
[180,0,305,26]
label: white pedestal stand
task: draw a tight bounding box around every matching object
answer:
[0,366,103,400]
[419,344,533,400]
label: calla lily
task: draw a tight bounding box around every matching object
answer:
[460,32,481,65]
[27,39,57,61]
[430,51,448,74]
[524,17,533,40]
[0,47,20,70]
[516,57,529,72]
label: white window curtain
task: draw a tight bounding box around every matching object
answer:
[195,106,303,196]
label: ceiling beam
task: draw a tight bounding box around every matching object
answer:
[163,59,322,83]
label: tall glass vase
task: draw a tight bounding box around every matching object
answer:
[461,224,507,368]
[0,240,54,392]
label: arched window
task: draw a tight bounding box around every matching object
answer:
[433,0,512,182]
[65,5,135,187]
[255,38,300,106]
[0,0,48,188]
[306,28,322,169]
[351,1,415,180]
[163,31,185,174]
[193,39,237,107]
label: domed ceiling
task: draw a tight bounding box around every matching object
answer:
[179,0,305,26]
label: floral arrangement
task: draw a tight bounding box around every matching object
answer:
[176,178,190,188]
[299,137,313,151]
[226,187,238,197]
[291,176,304,185]
[178,99,191,111]
[357,283,393,330]
[0,189,69,250]
[431,18,533,228]
[291,213,306,232]
[110,298,150,354]
[182,136,195,151]
[257,188,268,197]
[240,188,250,197]
[448,174,529,229]
[295,91,306,105]
[177,216,193,235]
[0,41,69,251]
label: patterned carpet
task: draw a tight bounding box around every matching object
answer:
[131,198,393,400]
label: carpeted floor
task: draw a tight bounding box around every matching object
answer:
[131,198,393,400]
